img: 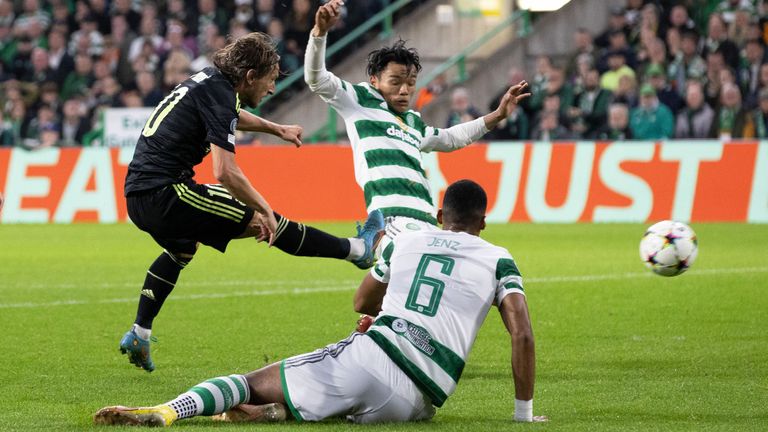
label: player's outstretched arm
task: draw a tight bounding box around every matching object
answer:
[483,80,531,130]
[211,145,278,244]
[237,110,303,147]
[499,293,548,423]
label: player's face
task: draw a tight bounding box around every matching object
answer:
[243,65,278,107]
[370,62,417,113]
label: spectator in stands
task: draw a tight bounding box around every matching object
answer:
[566,67,611,138]
[717,0,755,24]
[0,0,14,28]
[69,13,105,57]
[415,73,447,111]
[93,76,122,108]
[9,35,34,81]
[129,17,163,64]
[529,67,572,121]
[675,80,716,138]
[566,28,597,80]
[24,46,55,85]
[285,0,315,55]
[714,82,751,138]
[600,50,636,92]
[598,29,636,72]
[111,14,139,88]
[162,50,192,90]
[59,97,90,147]
[1,100,25,146]
[528,55,552,112]
[196,0,229,36]
[36,81,61,113]
[253,0,278,33]
[624,0,643,28]
[702,14,740,70]
[532,110,570,141]
[47,28,74,86]
[665,26,682,62]
[13,0,51,37]
[267,17,300,74]
[593,103,632,140]
[668,4,696,34]
[135,70,163,107]
[596,6,629,49]
[23,103,59,150]
[637,36,667,81]
[740,38,766,109]
[445,87,481,128]
[60,53,94,101]
[728,6,753,47]
[668,30,707,97]
[630,83,674,139]
[631,3,664,47]
[647,64,684,113]
[749,87,768,138]
[704,51,727,108]
[613,74,638,108]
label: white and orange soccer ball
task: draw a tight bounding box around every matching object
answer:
[639,220,698,277]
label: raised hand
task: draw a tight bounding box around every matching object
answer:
[313,0,345,36]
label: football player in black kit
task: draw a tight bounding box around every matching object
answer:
[120,32,384,372]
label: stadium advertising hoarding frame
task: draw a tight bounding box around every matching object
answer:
[0,141,766,224]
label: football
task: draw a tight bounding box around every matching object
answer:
[639,220,698,277]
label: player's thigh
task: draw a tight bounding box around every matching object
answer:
[143,183,255,252]
[282,333,433,423]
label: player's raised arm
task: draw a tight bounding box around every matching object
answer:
[237,110,303,147]
[498,293,547,423]
[305,0,347,99]
[420,81,530,153]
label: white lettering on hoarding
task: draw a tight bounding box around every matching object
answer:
[525,142,595,222]
[593,142,654,222]
[486,142,525,223]
[748,141,768,223]
[53,148,117,223]
[661,141,723,222]
[1,149,60,223]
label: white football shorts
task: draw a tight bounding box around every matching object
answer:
[280,332,435,423]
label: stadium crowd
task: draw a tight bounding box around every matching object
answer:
[448,0,768,141]
[3,0,768,148]
[0,0,388,149]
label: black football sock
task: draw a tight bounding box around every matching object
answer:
[134,251,191,329]
[272,212,351,259]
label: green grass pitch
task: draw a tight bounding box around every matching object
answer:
[1,222,766,431]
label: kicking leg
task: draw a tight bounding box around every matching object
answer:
[213,363,290,423]
[120,248,195,372]
[94,374,253,427]
[241,210,384,269]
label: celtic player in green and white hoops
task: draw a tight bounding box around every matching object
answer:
[305,0,530,250]
[93,180,547,426]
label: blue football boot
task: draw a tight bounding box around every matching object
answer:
[352,210,385,269]
[119,329,155,372]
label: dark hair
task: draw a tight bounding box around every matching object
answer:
[366,39,421,77]
[442,179,487,224]
[213,32,279,86]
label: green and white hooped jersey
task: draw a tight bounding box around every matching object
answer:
[368,230,525,407]
[305,36,488,225]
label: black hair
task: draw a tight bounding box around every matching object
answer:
[442,179,487,224]
[366,39,422,77]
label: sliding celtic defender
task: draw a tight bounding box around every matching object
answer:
[304,0,530,251]
[118,31,384,372]
[94,180,547,425]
